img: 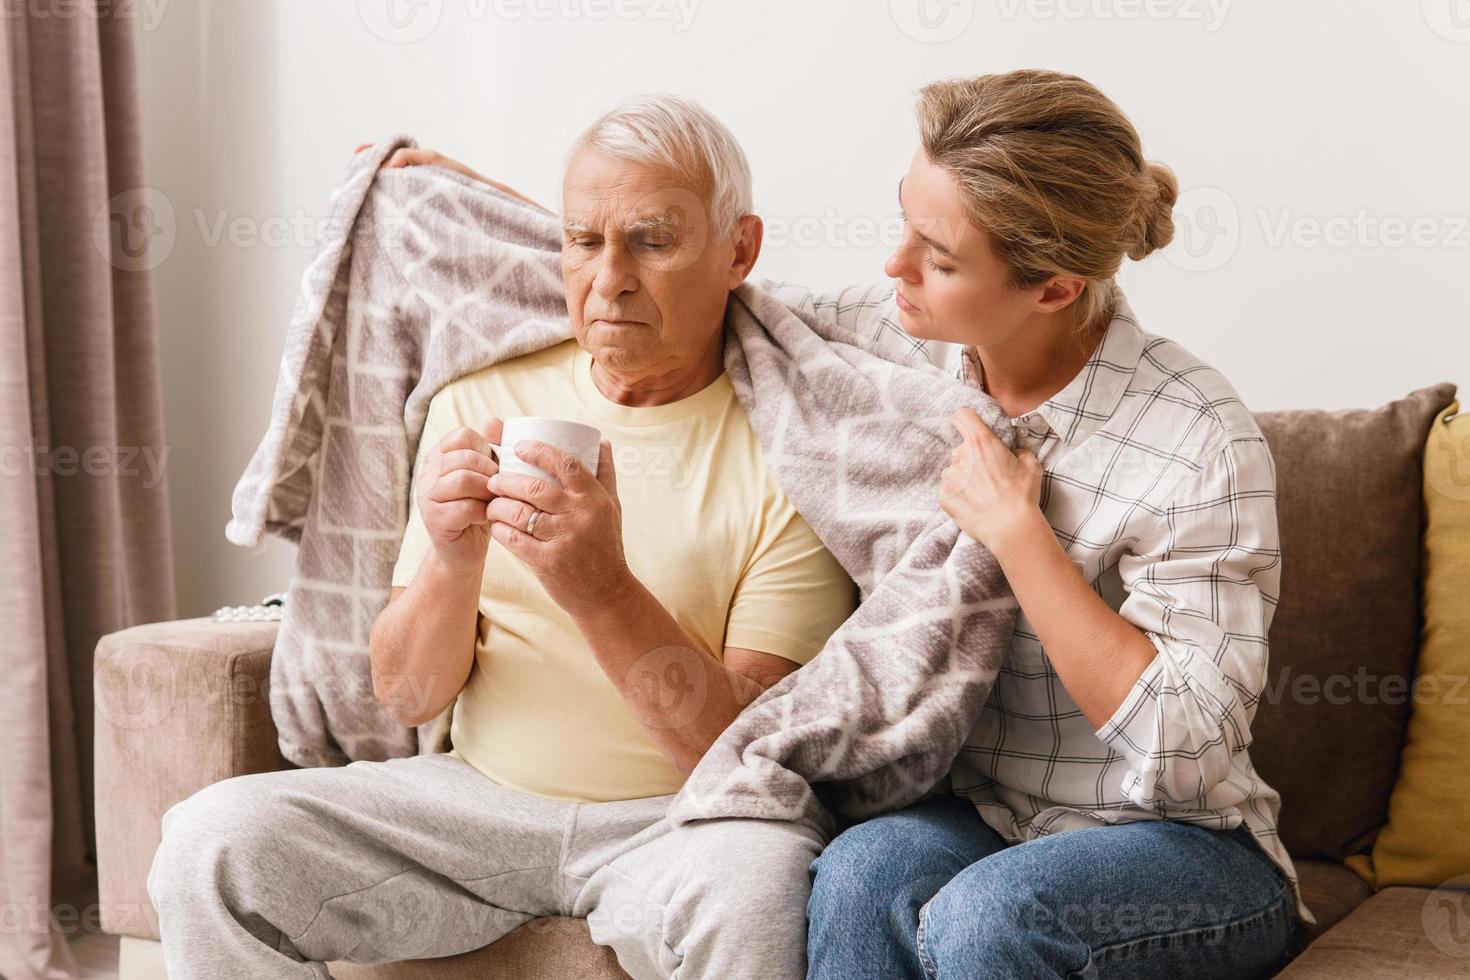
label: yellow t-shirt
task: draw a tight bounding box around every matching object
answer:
[391,339,857,802]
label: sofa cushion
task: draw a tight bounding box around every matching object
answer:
[1292,859,1374,948]
[1352,400,1470,889]
[329,917,628,979]
[1250,383,1457,862]
[1274,886,1470,977]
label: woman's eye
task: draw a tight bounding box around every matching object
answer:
[925,255,954,275]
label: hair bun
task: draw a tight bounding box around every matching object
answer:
[1127,161,1179,260]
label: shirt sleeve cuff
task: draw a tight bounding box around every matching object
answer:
[723,627,826,667]
[1093,640,1167,744]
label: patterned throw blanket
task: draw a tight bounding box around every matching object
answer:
[227,136,1019,832]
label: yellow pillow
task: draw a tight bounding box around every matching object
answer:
[1349,400,1470,888]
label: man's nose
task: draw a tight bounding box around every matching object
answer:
[592,244,640,298]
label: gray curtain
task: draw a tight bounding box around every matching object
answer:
[1,1,175,977]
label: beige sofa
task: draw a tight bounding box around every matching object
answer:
[95,382,1468,977]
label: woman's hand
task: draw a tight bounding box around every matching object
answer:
[351,143,553,213]
[355,143,480,180]
[939,408,1046,559]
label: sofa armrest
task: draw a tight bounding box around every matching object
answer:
[94,616,294,941]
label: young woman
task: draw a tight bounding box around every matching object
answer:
[801,70,1306,979]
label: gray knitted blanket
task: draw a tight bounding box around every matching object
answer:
[227,136,1019,832]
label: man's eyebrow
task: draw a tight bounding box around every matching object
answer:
[562,214,679,235]
[625,212,679,233]
[898,176,958,258]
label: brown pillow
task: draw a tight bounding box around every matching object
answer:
[1250,383,1457,862]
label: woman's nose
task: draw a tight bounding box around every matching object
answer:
[884,247,911,281]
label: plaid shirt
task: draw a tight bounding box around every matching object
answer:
[764,279,1309,923]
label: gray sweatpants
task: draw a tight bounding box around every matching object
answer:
[145,752,824,980]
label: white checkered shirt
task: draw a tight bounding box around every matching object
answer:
[764,279,1309,923]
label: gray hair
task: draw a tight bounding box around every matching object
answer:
[567,94,754,239]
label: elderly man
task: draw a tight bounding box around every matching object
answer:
[145,96,856,980]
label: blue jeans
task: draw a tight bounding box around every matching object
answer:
[807,795,1293,979]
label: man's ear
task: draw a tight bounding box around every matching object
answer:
[1035,275,1087,314]
[725,214,764,288]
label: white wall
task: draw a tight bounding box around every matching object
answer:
[138,0,1470,614]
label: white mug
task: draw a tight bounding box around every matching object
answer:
[487,417,601,483]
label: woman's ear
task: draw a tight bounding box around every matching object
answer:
[726,214,764,288]
[1035,276,1087,314]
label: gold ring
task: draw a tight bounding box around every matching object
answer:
[525,509,540,537]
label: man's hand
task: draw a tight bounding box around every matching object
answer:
[419,419,503,574]
[485,439,631,615]
[352,142,553,213]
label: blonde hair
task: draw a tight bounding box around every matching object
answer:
[571,94,753,240]
[915,70,1177,342]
